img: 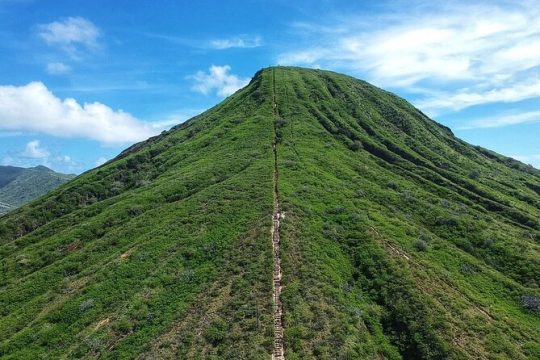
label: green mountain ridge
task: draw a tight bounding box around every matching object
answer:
[0,165,74,215]
[0,67,539,359]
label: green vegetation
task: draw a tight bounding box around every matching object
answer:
[0,67,539,359]
[0,165,74,215]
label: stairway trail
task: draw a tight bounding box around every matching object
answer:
[271,69,285,360]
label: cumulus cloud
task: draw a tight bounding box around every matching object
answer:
[1,141,82,172]
[46,62,71,75]
[0,82,158,144]
[190,65,249,97]
[61,155,75,164]
[418,80,540,113]
[277,1,540,113]
[459,110,540,129]
[36,17,101,56]
[95,157,108,166]
[209,35,262,49]
[22,140,49,158]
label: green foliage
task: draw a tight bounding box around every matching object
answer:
[271,67,539,359]
[0,67,538,359]
[520,295,540,313]
[0,165,74,215]
[413,239,428,251]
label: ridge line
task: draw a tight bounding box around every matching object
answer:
[271,68,285,360]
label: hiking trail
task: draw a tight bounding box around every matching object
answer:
[271,69,285,360]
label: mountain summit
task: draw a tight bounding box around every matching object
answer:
[1,67,539,359]
[0,165,74,215]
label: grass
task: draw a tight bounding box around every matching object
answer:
[0,66,539,359]
[0,166,73,215]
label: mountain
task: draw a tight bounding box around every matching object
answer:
[0,67,539,359]
[0,165,74,215]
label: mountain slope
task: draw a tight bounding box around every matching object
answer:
[0,165,74,215]
[272,68,539,359]
[0,67,539,359]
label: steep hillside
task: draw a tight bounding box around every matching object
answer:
[0,67,538,359]
[0,165,74,215]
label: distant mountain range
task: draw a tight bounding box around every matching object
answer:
[0,165,74,215]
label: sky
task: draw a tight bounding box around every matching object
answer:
[1,0,540,173]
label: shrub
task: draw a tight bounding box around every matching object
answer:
[349,140,364,151]
[435,217,459,227]
[205,318,228,345]
[386,181,399,190]
[276,117,287,128]
[79,299,95,312]
[282,159,297,168]
[461,263,477,275]
[329,205,346,214]
[414,239,428,251]
[84,336,101,352]
[468,170,481,180]
[128,206,143,216]
[520,295,540,313]
[114,317,133,334]
[135,179,151,187]
[482,238,494,248]
[402,190,413,201]
[419,233,432,243]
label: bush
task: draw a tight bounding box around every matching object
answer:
[482,238,494,248]
[460,263,477,275]
[205,318,228,345]
[414,239,428,251]
[435,217,459,227]
[468,170,481,180]
[520,295,540,313]
[128,206,143,216]
[418,233,432,243]
[114,317,133,334]
[402,190,413,201]
[349,140,364,151]
[79,299,95,312]
[330,205,347,214]
[386,181,399,190]
[276,117,287,128]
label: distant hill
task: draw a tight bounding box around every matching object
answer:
[0,165,74,215]
[0,67,539,359]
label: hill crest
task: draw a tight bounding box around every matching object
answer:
[0,67,538,359]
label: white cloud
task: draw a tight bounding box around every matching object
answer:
[46,62,71,75]
[459,110,540,129]
[209,35,262,49]
[0,82,159,144]
[511,154,540,168]
[190,65,249,97]
[95,157,107,166]
[36,17,100,56]
[22,140,49,158]
[46,154,78,170]
[277,2,540,113]
[148,109,203,129]
[419,80,540,113]
[2,143,83,172]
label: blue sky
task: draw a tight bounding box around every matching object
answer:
[1,0,539,173]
